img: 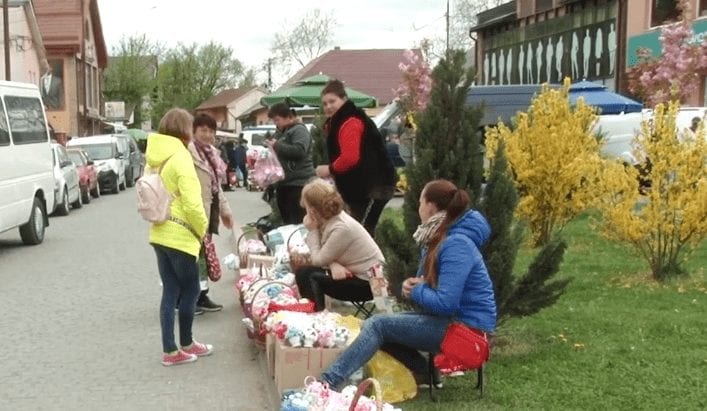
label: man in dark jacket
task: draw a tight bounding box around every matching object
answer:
[266,103,315,224]
[233,138,249,188]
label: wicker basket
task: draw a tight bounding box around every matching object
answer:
[349,378,384,411]
[242,280,293,348]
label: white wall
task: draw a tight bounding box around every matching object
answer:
[226,89,267,130]
[0,6,42,85]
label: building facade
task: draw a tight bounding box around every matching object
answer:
[34,0,107,140]
[471,0,706,104]
[195,86,267,133]
[471,0,623,90]
[625,0,707,106]
[0,0,46,84]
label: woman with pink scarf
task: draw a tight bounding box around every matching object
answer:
[187,114,235,313]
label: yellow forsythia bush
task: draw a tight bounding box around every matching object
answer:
[598,101,707,280]
[486,78,604,246]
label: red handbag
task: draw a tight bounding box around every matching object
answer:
[203,234,222,282]
[434,322,489,373]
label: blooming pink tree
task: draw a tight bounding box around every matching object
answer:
[628,0,707,107]
[394,48,433,116]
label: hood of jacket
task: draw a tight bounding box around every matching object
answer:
[145,133,186,168]
[447,209,490,249]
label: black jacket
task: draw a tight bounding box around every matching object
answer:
[272,122,315,187]
[325,100,396,204]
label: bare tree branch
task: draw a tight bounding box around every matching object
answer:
[270,9,336,69]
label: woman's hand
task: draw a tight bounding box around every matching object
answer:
[329,262,352,281]
[303,213,318,230]
[315,165,331,178]
[402,277,424,299]
[221,213,234,229]
[265,139,276,148]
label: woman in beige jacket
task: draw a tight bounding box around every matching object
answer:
[187,114,234,313]
[294,178,384,311]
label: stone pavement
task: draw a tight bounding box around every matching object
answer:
[0,187,277,410]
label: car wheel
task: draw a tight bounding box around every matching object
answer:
[55,189,70,216]
[90,181,100,198]
[71,190,83,209]
[111,176,120,194]
[126,169,135,187]
[19,197,46,245]
[81,187,91,204]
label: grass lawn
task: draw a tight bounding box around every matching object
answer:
[382,211,707,410]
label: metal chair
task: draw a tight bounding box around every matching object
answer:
[427,354,485,401]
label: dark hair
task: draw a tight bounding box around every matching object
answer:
[422,179,471,288]
[268,102,296,119]
[321,79,347,99]
[193,113,217,132]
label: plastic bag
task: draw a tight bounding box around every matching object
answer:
[253,147,285,188]
[365,351,417,404]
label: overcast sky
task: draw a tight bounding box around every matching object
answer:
[97,0,458,83]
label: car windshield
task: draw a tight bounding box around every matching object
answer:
[74,144,114,160]
[67,151,85,165]
[251,133,267,146]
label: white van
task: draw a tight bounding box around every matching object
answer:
[0,81,56,245]
[591,112,646,165]
[67,135,126,194]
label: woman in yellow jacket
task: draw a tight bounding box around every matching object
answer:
[146,108,211,366]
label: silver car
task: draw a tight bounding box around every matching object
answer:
[51,143,81,215]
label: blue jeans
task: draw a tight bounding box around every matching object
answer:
[153,244,200,353]
[321,312,451,388]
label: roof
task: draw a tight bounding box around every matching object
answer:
[196,86,261,110]
[34,0,107,67]
[284,48,418,104]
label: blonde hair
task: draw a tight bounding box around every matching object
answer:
[301,179,344,221]
[158,108,193,141]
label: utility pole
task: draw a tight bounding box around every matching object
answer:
[3,0,10,80]
[445,0,450,55]
[267,58,272,91]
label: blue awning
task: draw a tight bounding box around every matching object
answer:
[568,81,643,114]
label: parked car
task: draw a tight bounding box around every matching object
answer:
[115,133,144,187]
[67,148,99,204]
[0,80,56,245]
[51,142,81,215]
[67,135,126,194]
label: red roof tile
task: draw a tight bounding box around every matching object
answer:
[197,87,261,110]
[284,48,419,104]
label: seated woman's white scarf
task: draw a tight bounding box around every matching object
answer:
[413,211,447,246]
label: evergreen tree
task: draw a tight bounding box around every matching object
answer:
[310,114,328,166]
[480,142,570,322]
[378,50,484,295]
[380,50,570,320]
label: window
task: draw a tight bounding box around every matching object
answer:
[536,0,554,13]
[701,0,707,17]
[651,0,680,27]
[0,98,9,146]
[5,96,48,145]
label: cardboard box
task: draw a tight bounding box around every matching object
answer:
[265,333,276,378]
[274,341,344,393]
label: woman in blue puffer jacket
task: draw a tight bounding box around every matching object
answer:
[321,179,496,387]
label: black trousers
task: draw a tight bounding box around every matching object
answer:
[277,185,305,225]
[295,266,373,311]
[347,198,389,238]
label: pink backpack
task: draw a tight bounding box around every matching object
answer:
[136,156,174,223]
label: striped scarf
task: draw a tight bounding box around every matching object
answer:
[194,140,227,194]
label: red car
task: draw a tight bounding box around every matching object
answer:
[67,148,100,204]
